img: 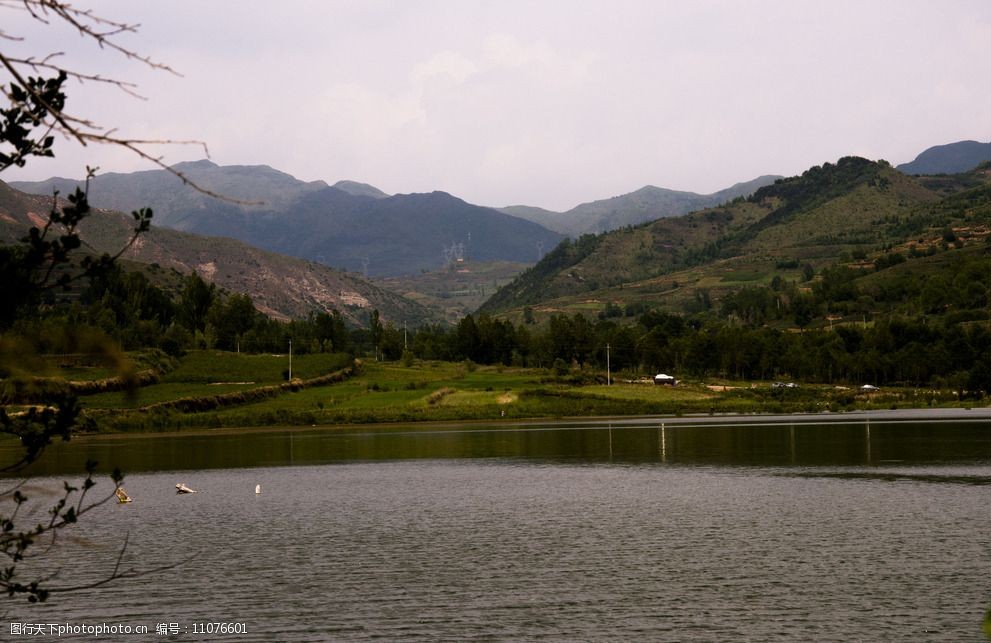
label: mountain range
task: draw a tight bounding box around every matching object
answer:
[500,175,781,236]
[0,181,441,326]
[11,162,787,276]
[10,138,991,328]
[11,161,563,277]
[6,160,790,325]
[897,139,991,175]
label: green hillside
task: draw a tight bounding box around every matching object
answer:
[0,181,442,327]
[479,157,991,325]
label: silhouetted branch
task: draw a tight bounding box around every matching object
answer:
[45,535,199,596]
[0,0,254,203]
[0,0,203,603]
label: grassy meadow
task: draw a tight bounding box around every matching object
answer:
[64,349,971,433]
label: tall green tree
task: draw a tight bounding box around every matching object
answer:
[178,272,216,333]
[208,293,258,351]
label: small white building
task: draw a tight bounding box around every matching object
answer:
[653,373,677,386]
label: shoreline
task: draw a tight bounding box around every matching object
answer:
[61,405,991,442]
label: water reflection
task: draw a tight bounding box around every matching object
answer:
[3,416,990,477]
[866,419,872,464]
[780,471,991,485]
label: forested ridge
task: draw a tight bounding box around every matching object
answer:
[453,159,991,391]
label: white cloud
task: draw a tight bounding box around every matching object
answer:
[3,1,990,210]
[411,51,479,85]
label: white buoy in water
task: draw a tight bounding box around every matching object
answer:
[255,484,261,494]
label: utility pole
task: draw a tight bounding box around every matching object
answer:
[404,321,408,351]
[288,339,293,381]
[606,343,611,386]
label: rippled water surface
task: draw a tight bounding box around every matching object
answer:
[5,416,991,641]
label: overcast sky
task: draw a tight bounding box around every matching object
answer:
[3,0,990,211]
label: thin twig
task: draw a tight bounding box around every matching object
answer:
[44,536,199,594]
[0,1,258,204]
[6,54,145,98]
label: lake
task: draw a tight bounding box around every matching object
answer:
[3,410,990,641]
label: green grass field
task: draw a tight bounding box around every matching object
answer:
[82,382,261,409]
[79,350,351,413]
[160,350,351,384]
[72,350,972,433]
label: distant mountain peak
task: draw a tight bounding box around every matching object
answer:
[633,185,686,195]
[898,140,991,175]
[10,160,331,228]
[499,176,782,236]
[520,176,781,236]
[331,180,389,199]
[170,159,219,171]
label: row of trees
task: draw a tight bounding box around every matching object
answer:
[15,249,991,392]
[402,310,991,392]
[9,267,362,357]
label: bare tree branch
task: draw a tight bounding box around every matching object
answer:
[0,1,256,204]
[0,4,208,603]
[5,53,146,98]
[44,535,199,595]
[13,0,180,75]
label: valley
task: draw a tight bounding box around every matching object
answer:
[5,141,991,426]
